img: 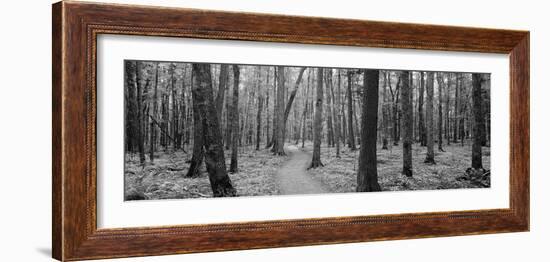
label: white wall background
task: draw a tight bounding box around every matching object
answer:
[0,0,546,261]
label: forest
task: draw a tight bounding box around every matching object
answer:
[123,60,491,200]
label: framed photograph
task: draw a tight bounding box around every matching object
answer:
[52,1,529,261]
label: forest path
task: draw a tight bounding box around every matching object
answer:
[275,145,328,195]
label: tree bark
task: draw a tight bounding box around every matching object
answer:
[149,62,160,163]
[215,64,229,122]
[424,72,436,164]
[178,66,188,150]
[224,66,232,150]
[229,66,240,173]
[186,89,205,178]
[191,63,236,197]
[265,68,271,148]
[418,72,426,146]
[437,73,445,152]
[356,69,382,191]
[354,97,360,146]
[301,100,308,148]
[124,61,136,153]
[310,68,324,168]
[160,93,168,150]
[382,72,389,150]
[339,70,347,146]
[401,71,413,177]
[240,83,252,146]
[187,65,204,177]
[480,76,488,147]
[326,70,335,147]
[391,76,401,146]
[453,73,459,143]
[134,61,146,165]
[472,73,484,169]
[301,71,311,148]
[255,68,264,151]
[458,74,466,146]
[446,75,451,146]
[170,64,180,151]
[346,71,357,150]
[330,69,341,157]
[273,66,286,155]
[268,68,279,151]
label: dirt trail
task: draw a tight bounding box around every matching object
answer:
[276,145,328,195]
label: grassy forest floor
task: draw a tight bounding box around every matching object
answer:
[302,141,491,193]
[124,141,490,201]
[124,146,288,200]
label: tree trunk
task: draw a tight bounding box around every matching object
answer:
[437,73,445,152]
[255,71,264,151]
[229,66,240,173]
[224,66,232,150]
[178,66,187,150]
[170,64,180,151]
[265,68,271,148]
[446,75,451,146]
[187,66,204,177]
[268,68,279,151]
[339,70,347,145]
[124,61,135,153]
[356,69,382,191]
[135,61,146,165]
[401,71,413,177]
[310,68,324,168]
[424,72,436,164]
[453,73,459,143]
[191,63,236,197]
[240,83,252,146]
[458,74,465,146]
[330,70,341,158]
[215,64,229,122]
[480,76,488,147]
[380,71,389,150]
[296,100,305,145]
[354,99,360,145]
[301,100,308,148]
[392,76,401,146]
[301,71,311,148]
[326,70,335,147]
[472,73,484,169]
[149,62,160,163]
[410,72,415,143]
[346,70,357,150]
[186,93,205,178]
[418,72,426,146]
[273,66,287,155]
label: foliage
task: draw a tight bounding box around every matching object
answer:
[304,142,491,193]
[124,148,287,200]
[124,61,492,199]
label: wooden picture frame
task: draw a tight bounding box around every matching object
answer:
[52,1,529,261]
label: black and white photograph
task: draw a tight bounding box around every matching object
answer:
[2,0,544,261]
[123,60,491,200]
